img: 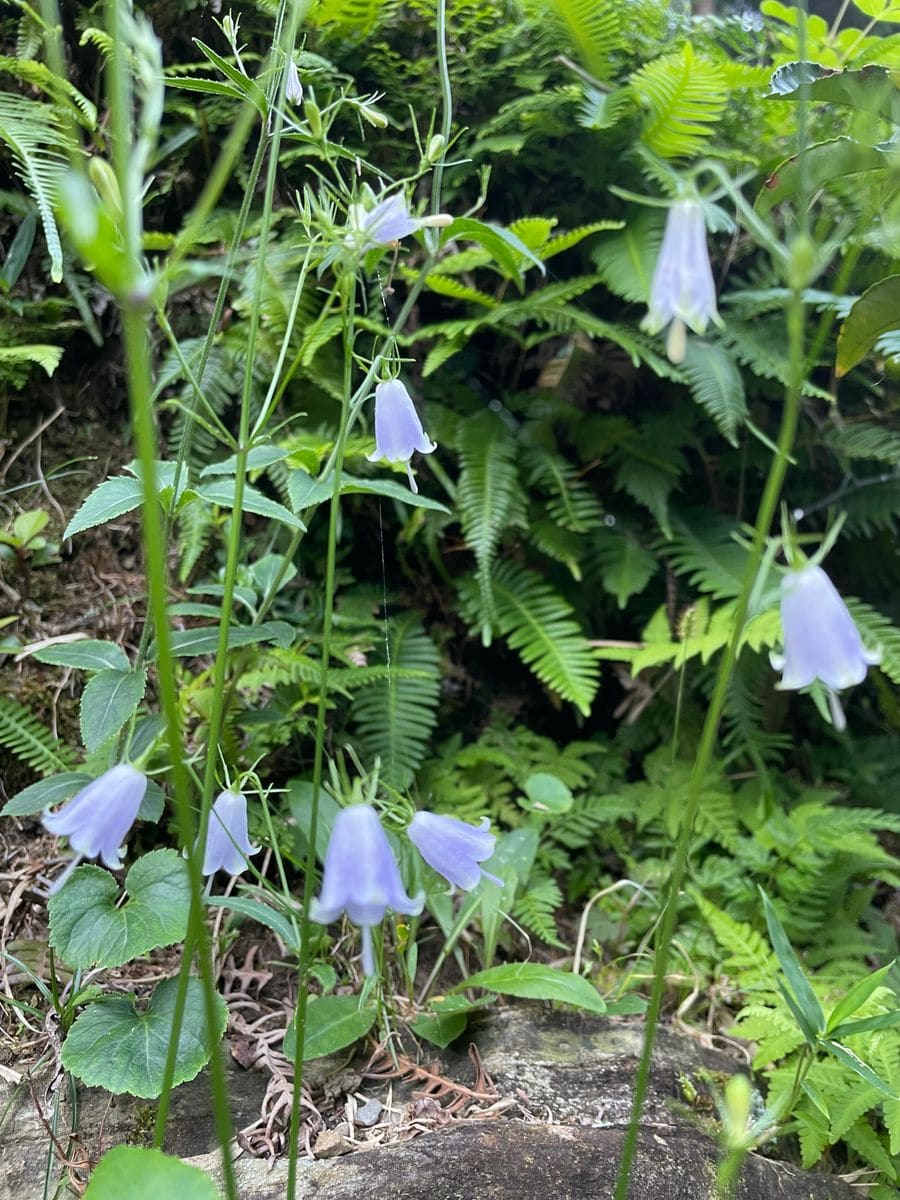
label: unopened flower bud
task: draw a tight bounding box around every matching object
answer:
[786,232,817,290]
[88,157,123,221]
[304,98,323,139]
[426,134,446,163]
[359,104,388,129]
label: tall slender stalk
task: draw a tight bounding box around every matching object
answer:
[286,272,355,1200]
[103,6,239,1195]
[612,287,806,1200]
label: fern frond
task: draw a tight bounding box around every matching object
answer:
[0,697,77,775]
[0,57,96,127]
[591,209,665,305]
[825,421,900,467]
[630,43,727,160]
[512,876,566,948]
[350,614,441,790]
[461,561,600,715]
[0,93,74,283]
[680,338,747,446]
[536,0,625,79]
[456,412,524,643]
[666,510,748,599]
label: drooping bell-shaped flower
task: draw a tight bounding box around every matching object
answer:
[770,563,881,731]
[366,378,436,493]
[641,198,721,364]
[311,804,424,975]
[284,59,303,105]
[43,764,147,892]
[201,790,259,876]
[407,811,502,891]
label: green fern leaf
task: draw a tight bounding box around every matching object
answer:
[630,43,728,159]
[680,338,747,446]
[461,561,600,715]
[845,600,900,686]
[350,614,441,790]
[0,697,77,775]
[537,0,625,79]
[0,93,73,283]
[591,209,665,305]
[457,412,524,643]
[512,876,566,948]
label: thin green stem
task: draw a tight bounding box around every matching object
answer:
[286,275,355,1200]
[613,287,806,1198]
[430,0,453,223]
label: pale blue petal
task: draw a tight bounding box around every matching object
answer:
[43,764,146,871]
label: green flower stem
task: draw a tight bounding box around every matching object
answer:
[286,274,355,1200]
[429,0,453,227]
[155,0,307,1141]
[613,286,806,1200]
[103,5,239,1192]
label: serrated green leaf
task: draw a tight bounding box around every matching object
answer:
[61,976,226,1098]
[1,771,93,817]
[49,850,190,969]
[196,479,305,530]
[64,475,144,539]
[79,668,147,752]
[32,640,129,672]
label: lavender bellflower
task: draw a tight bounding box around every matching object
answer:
[367,378,436,493]
[43,763,147,893]
[311,804,424,975]
[407,811,502,891]
[345,193,452,254]
[770,563,881,731]
[284,59,303,105]
[641,197,721,364]
[201,790,259,876]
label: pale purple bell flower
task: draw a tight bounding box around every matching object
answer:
[366,378,436,493]
[201,790,259,876]
[284,59,303,105]
[43,764,147,893]
[770,563,881,731]
[407,811,502,891]
[311,804,424,975]
[345,194,451,254]
[641,198,721,364]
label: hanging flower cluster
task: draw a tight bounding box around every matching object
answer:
[642,197,721,364]
[771,563,880,731]
[367,378,436,493]
[312,804,499,975]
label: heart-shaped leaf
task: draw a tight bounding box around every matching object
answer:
[49,849,189,968]
[62,976,226,1097]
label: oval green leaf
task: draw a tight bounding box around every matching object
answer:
[455,962,607,1015]
[283,993,377,1061]
[61,976,226,1097]
[80,668,147,752]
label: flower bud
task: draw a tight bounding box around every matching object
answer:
[303,98,323,139]
[87,157,123,221]
[426,134,446,163]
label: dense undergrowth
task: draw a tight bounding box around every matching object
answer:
[1,1,899,1197]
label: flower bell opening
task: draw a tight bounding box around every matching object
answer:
[42,764,147,893]
[311,804,423,975]
[366,378,436,493]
